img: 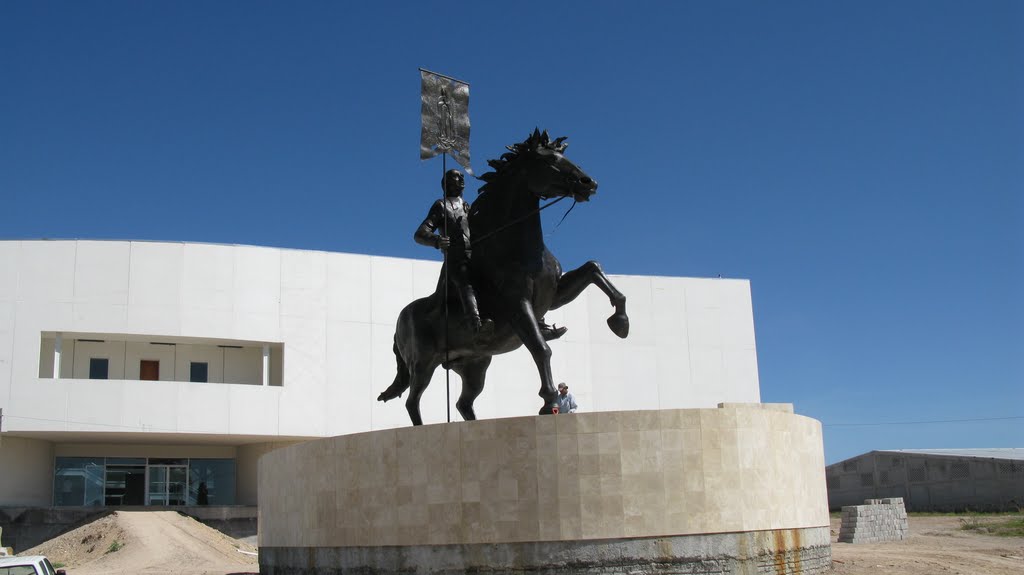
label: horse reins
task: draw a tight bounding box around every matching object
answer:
[472,195,576,246]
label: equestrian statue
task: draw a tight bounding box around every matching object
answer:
[377,130,629,425]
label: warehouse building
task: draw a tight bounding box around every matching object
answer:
[826,448,1024,511]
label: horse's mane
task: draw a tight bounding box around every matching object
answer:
[476,129,568,194]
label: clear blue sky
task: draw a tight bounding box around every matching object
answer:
[2,1,1020,463]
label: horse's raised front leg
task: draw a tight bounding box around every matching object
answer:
[509,299,559,414]
[551,260,629,338]
[405,361,439,426]
[452,356,492,421]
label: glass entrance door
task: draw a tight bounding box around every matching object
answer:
[106,465,146,506]
[147,465,188,506]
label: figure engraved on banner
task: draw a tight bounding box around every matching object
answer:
[437,86,456,152]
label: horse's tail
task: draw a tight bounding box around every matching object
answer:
[376,337,409,402]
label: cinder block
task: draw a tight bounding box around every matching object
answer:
[837,498,912,545]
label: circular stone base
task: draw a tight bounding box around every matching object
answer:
[259,407,831,574]
[259,526,831,574]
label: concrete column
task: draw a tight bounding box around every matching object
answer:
[262,345,270,386]
[53,333,62,379]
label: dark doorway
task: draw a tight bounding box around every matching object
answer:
[124,470,146,505]
[105,465,146,506]
[140,360,159,381]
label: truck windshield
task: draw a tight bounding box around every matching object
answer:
[0,566,39,575]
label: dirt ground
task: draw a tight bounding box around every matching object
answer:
[21,511,257,575]
[830,515,1024,575]
[13,512,1024,574]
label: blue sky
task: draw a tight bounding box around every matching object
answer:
[2,1,1020,463]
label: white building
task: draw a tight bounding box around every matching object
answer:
[0,240,761,508]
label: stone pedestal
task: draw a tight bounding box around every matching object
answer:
[258,404,831,574]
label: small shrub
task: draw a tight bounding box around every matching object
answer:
[106,540,123,554]
[960,516,1024,537]
[959,517,982,531]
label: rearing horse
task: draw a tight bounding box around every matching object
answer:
[377,130,629,425]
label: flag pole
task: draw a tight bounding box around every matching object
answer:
[420,68,469,424]
[442,153,451,424]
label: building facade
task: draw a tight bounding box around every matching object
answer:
[0,240,762,508]
[826,449,1024,511]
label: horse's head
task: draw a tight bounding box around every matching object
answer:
[480,129,598,202]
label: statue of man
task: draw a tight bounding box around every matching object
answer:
[415,169,491,333]
[415,169,567,340]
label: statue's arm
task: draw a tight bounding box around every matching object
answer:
[414,200,444,249]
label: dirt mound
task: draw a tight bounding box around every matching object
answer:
[22,511,257,575]
[19,513,128,567]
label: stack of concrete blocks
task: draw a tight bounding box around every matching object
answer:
[838,497,908,543]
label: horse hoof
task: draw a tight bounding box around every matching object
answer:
[377,390,402,402]
[607,313,629,338]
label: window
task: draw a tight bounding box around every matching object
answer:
[189,459,236,505]
[951,462,970,480]
[89,358,109,379]
[54,457,104,506]
[53,457,237,507]
[0,565,41,575]
[999,461,1023,476]
[190,362,208,383]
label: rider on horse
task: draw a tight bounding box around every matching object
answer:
[414,169,566,340]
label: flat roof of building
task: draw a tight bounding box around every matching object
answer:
[828,448,1024,468]
[877,448,1024,461]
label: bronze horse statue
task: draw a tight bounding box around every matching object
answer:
[377,130,629,425]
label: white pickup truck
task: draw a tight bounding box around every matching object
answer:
[0,556,66,575]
